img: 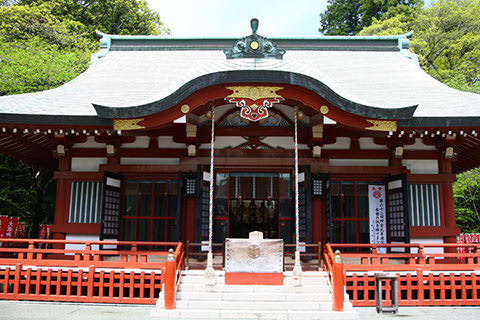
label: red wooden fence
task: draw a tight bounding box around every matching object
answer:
[0,238,182,304]
[326,243,480,307]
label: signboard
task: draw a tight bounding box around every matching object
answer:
[225,238,283,273]
[369,185,387,253]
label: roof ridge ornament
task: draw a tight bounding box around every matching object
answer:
[224,18,285,60]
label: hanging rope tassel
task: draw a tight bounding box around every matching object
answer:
[292,106,303,286]
[205,104,216,286]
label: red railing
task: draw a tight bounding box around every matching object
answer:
[0,238,182,304]
[327,243,480,307]
[162,241,185,309]
[323,243,344,311]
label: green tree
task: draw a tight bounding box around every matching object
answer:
[320,0,420,35]
[454,168,480,233]
[0,0,168,237]
[319,0,362,35]
[0,155,56,238]
[412,0,480,93]
[19,0,169,35]
[360,0,480,93]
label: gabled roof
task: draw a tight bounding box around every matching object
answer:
[0,30,479,127]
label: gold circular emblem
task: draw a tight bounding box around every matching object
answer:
[180,104,190,114]
[320,105,329,114]
[250,41,259,50]
[249,87,260,100]
[247,244,260,259]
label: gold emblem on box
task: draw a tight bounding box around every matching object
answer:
[247,244,261,259]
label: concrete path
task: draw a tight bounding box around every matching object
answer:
[356,306,480,320]
[0,301,151,320]
[1,301,480,320]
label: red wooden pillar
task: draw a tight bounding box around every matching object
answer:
[438,159,459,251]
[52,156,71,242]
[183,196,196,243]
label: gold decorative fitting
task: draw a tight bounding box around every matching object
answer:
[226,86,283,100]
[113,118,145,131]
[250,41,259,50]
[225,86,284,122]
[320,105,329,114]
[365,119,397,132]
[180,104,190,114]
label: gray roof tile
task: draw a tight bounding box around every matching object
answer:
[0,45,479,119]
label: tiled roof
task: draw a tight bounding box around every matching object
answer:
[0,33,479,124]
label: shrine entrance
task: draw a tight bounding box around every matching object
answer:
[214,172,294,243]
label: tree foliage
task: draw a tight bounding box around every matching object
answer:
[0,1,169,96]
[360,0,480,93]
[0,3,95,95]
[0,0,168,236]
[0,155,56,237]
[320,0,419,35]
[19,0,169,36]
[454,168,480,233]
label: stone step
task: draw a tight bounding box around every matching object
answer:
[150,308,360,320]
[175,291,332,302]
[180,275,329,286]
[178,283,331,293]
[170,300,330,311]
[156,299,353,311]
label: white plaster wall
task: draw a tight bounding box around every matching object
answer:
[359,137,388,150]
[72,136,106,149]
[402,159,439,174]
[323,137,351,150]
[71,157,107,172]
[120,157,179,165]
[122,136,149,149]
[174,115,186,123]
[261,137,309,150]
[410,237,444,255]
[65,234,100,253]
[329,159,389,166]
[324,116,336,124]
[199,136,245,149]
[157,136,185,149]
[404,138,437,151]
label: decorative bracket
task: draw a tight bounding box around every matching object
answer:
[224,18,285,60]
[225,86,284,122]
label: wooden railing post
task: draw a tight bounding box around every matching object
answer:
[332,250,345,312]
[13,263,22,298]
[185,241,190,270]
[164,248,176,309]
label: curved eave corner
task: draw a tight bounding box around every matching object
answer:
[92,70,418,122]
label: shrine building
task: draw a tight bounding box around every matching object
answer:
[1,20,480,252]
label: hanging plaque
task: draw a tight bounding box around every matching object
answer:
[369,185,387,254]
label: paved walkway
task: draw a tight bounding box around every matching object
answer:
[356,306,480,320]
[1,301,480,320]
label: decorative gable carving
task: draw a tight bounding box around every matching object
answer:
[224,19,285,60]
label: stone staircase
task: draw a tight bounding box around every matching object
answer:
[150,270,359,320]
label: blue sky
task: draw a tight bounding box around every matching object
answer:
[148,0,435,37]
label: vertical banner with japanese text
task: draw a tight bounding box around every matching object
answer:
[369,185,387,253]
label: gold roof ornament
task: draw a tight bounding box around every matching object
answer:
[113,118,145,131]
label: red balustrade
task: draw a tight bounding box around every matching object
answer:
[0,238,184,304]
[326,243,480,307]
